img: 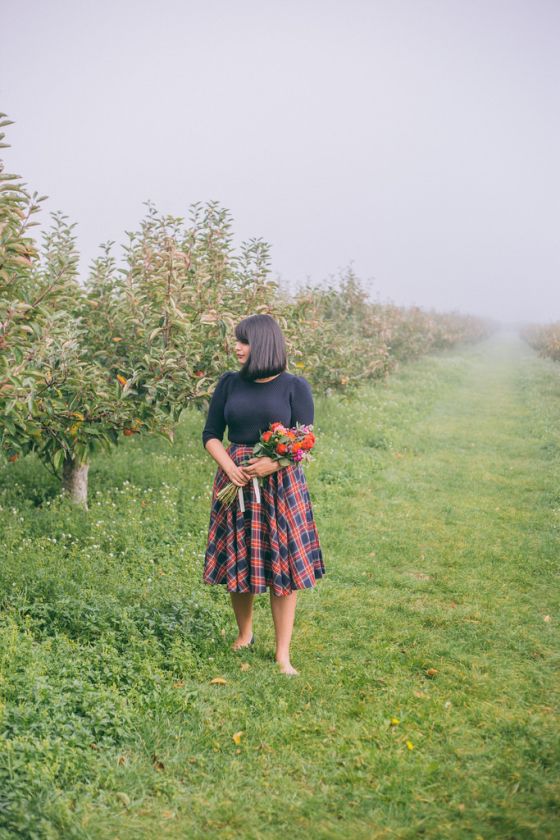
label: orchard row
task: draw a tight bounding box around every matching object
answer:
[0,114,492,505]
[522,323,560,363]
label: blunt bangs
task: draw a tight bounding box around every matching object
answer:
[235,314,287,381]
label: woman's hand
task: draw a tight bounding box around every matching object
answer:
[225,463,251,487]
[243,456,280,478]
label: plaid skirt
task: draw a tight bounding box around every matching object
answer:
[203,443,325,596]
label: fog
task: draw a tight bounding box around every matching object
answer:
[2,0,559,323]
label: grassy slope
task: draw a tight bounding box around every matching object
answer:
[0,335,558,839]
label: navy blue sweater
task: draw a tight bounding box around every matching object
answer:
[202,370,314,447]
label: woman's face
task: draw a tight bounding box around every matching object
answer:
[235,338,250,366]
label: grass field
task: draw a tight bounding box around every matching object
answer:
[1,334,558,839]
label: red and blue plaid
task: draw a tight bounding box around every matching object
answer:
[203,443,325,596]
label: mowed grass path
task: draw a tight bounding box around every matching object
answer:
[1,335,559,838]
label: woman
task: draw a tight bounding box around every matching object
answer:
[202,313,325,676]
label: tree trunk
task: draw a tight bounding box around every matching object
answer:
[62,458,89,509]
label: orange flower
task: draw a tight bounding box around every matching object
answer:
[262,431,272,442]
[116,374,127,386]
[276,443,288,455]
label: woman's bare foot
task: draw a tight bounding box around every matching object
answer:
[231,633,254,651]
[276,657,299,676]
[269,589,298,675]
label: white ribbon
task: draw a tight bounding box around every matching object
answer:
[237,477,261,511]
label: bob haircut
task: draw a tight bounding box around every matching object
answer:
[235,314,287,381]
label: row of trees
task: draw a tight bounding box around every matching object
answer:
[522,322,560,362]
[1,114,491,507]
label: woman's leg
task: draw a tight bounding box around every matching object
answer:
[230,592,255,649]
[269,589,299,675]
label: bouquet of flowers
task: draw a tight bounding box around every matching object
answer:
[217,422,316,509]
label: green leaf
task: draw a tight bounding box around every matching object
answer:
[52,449,64,471]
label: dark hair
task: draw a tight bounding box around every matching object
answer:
[235,314,287,381]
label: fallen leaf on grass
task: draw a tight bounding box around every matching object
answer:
[240,662,251,671]
[173,680,185,688]
[425,668,438,678]
[414,690,426,698]
[161,811,176,820]
[117,755,127,766]
[210,677,227,685]
[151,754,165,771]
[543,615,552,623]
[232,731,244,745]
[115,792,130,807]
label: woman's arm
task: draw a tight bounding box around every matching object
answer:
[204,438,250,486]
[290,376,314,426]
[202,373,250,486]
[202,372,229,448]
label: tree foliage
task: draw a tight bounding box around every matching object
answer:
[522,322,560,362]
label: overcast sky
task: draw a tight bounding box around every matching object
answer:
[2,0,559,323]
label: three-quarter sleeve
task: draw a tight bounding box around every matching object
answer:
[202,372,231,447]
[290,376,314,426]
